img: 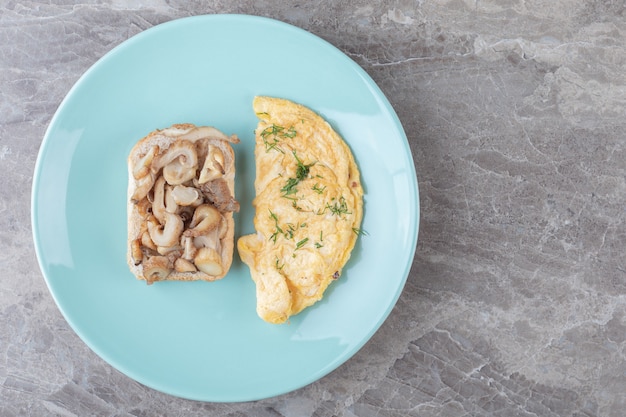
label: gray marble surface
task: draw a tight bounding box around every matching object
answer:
[2,1,625,416]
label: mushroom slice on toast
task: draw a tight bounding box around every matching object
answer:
[127,123,239,284]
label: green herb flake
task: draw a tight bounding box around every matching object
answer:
[295,237,309,250]
[268,210,283,243]
[284,223,297,240]
[326,196,352,217]
[286,126,297,137]
[352,228,369,236]
[280,177,299,196]
[292,200,304,211]
[260,124,297,154]
[312,183,326,194]
[275,256,284,271]
[280,151,315,198]
[261,135,284,154]
[293,151,314,181]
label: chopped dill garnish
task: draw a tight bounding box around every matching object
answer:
[284,126,297,138]
[260,124,296,153]
[261,124,296,139]
[312,183,326,194]
[295,237,309,250]
[262,136,284,153]
[315,231,324,248]
[281,177,299,196]
[269,210,308,242]
[280,151,315,197]
[293,151,314,181]
[326,196,351,216]
[269,210,283,243]
[284,223,297,240]
[268,212,309,243]
[352,228,369,236]
[275,256,284,271]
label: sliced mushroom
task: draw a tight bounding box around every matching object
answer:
[152,176,167,223]
[130,239,143,265]
[147,213,184,247]
[218,216,228,239]
[142,255,171,283]
[174,258,197,273]
[164,185,178,214]
[198,145,225,184]
[141,230,157,251]
[194,234,218,251]
[163,160,197,185]
[157,244,182,255]
[171,185,203,206]
[133,145,158,179]
[194,247,224,276]
[193,224,222,254]
[178,206,195,225]
[134,197,152,219]
[131,172,155,202]
[152,140,198,185]
[159,124,196,137]
[152,140,198,170]
[184,204,222,237]
[181,235,198,260]
[178,126,240,144]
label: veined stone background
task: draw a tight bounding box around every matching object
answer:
[1,1,625,416]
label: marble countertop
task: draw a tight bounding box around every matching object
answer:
[2,1,625,416]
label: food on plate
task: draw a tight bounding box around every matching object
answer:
[238,96,364,324]
[127,123,239,284]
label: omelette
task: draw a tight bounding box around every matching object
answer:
[237,96,364,324]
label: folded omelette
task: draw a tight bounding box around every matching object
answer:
[238,96,364,324]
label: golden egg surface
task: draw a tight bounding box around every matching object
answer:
[238,96,364,324]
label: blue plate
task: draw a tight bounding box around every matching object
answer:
[31,14,419,402]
